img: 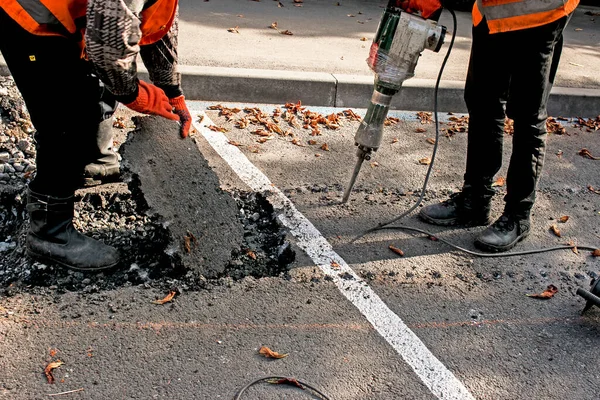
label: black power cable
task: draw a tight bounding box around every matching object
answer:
[354,9,599,257]
[234,376,331,400]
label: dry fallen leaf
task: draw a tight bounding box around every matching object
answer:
[258,346,288,359]
[558,215,569,223]
[183,231,197,253]
[526,284,558,299]
[315,153,322,158]
[270,22,278,29]
[320,143,330,151]
[228,140,242,146]
[208,125,228,133]
[307,139,317,145]
[492,177,506,187]
[227,26,240,34]
[152,291,176,305]
[280,30,293,35]
[248,145,261,153]
[49,349,58,358]
[418,157,431,165]
[579,148,599,160]
[566,241,579,255]
[592,249,600,257]
[370,161,379,168]
[588,185,600,195]
[389,245,404,257]
[417,111,432,124]
[330,261,341,270]
[266,377,303,388]
[415,127,427,133]
[426,138,436,145]
[246,250,257,260]
[45,361,64,384]
[391,138,399,144]
[550,224,561,237]
[360,37,367,41]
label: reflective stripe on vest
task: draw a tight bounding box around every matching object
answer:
[0,0,176,45]
[473,0,579,33]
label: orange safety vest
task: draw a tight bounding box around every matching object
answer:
[0,0,177,45]
[473,0,579,34]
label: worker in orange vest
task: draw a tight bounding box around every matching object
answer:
[411,0,579,252]
[0,0,192,271]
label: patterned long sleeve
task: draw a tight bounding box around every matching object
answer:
[85,0,182,102]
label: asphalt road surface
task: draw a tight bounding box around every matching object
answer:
[1,101,599,399]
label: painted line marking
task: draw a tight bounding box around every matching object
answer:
[192,111,476,400]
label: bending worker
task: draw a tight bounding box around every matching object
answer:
[412,0,578,252]
[0,0,192,271]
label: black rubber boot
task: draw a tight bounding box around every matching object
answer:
[419,189,492,227]
[26,189,120,271]
[83,119,120,187]
[474,213,530,252]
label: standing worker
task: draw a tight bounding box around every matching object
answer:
[0,0,192,271]
[413,0,579,251]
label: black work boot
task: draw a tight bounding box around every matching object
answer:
[26,189,120,271]
[474,213,530,252]
[83,119,120,187]
[419,189,492,227]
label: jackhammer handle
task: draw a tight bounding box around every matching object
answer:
[576,288,600,309]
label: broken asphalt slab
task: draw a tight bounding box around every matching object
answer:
[120,116,244,278]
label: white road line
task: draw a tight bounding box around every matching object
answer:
[193,113,475,400]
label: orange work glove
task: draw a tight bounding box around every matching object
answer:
[124,80,179,122]
[169,95,192,138]
[401,0,442,19]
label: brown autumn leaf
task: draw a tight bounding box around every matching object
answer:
[227,26,240,34]
[566,241,579,255]
[152,291,176,305]
[370,161,379,168]
[280,30,293,35]
[270,22,278,29]
[558,215,569,223]
[546,117,567,135]
[526,284,558,299]
[360,37,367,41]
[258,346,288,359]
[504,118,514,135]
[320,143,330,151]
[315,153,322,158]
[492,177,506,187]
[588,185,600,195]
[208,125,228,133]
[45,361,64,384]
[248,145,261,153]
[246,250,257,260]
[307,139,317,145]
[49,349,58,358]
[183,231,197,253]
[426,138,436,145]
[391,138,399,144]
[550,224,561,237]
[266,377,303,389]
[384,117,400,126]
[228,140,242,146]
[415,127,427,133]
[417,111,433,124]
[591,249,600,257]
[257,137,272,143]
[330,261,341,270]
[389,245,404,257]
[579,148,599,160]
[418,157,431,165]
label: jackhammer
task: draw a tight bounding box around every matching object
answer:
[342,0,446,203]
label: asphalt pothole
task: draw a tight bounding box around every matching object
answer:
[0,184,295,295]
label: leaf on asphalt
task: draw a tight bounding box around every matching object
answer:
[391,138,399,144]
[592,249,600,257]
[550,224,561,237]
[208,125,228,133]
[566,241,579,255]
[547,117,567,135]
[253,129,271,137]
[330,261,341,270]
[574,115,600,131]
[314,153,322,157]
[152,291,176,305]
[389,245,404,256]
[258,346,288,359]
[588,185,600,195]
[270,22,278,30]
[246,250,257,260]
[291,137,305,147]
[504,118,514,135]
[320,143,330,151]
[558,215,569,223]
[415,127,427,133]
[228,140,242,146]
[370,161,379,168]
[45,361,64,384]
[183,231,197,253]
[492,177,506,187]
[579,148,599,160]
[342,109,362,121]
[384,117,400,126]
[526,284,558,299]
[360,37,368,41]
[417,111,432,124]
[266,377,304,389]
[227,26,240,34]
[49,349,58,358]
[257,137,272,143]
[248,145,261,153]
[426,138,436,145]
[280,29,294,35]
[418,157,431,165]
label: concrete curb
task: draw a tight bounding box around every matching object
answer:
[2,62,599,116]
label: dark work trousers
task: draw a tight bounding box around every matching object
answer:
[463,16,569,219]
[0,8,116,198]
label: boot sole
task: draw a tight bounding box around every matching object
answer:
[418,210,491,227]
[473,230,530,253]
[26,248,119,272]
[83,174,121,188]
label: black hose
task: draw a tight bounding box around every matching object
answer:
[234,376,331,400]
